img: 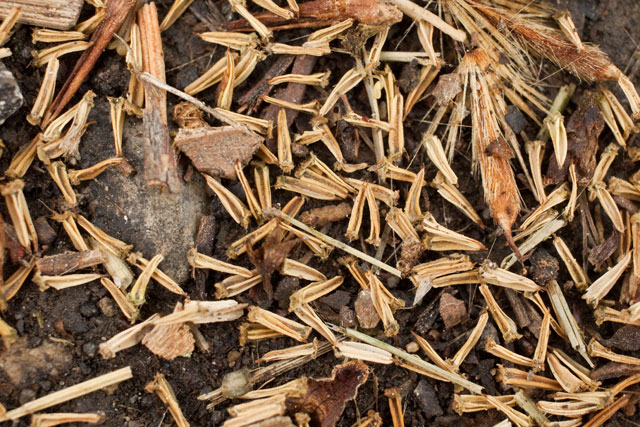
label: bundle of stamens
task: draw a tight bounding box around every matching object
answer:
[456,49,522,260]
[469,0,640,121]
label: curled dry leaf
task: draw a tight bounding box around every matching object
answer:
[285,361,369,427]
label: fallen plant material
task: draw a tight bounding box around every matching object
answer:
[29,412,105,427]
[42,0,136,127]
[174,126,263,180]
[141,319,195,360]
[0,0,83,31]
[226,0,402,31]
[285,361,368,427]
[246,230,299,301]
[35,249,106,276]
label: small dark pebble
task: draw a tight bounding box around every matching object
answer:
[274,276,300,310]
[505,105,528,134]
[80,303,99,318]
[339,306,356,328]
[39,380,51,392]
[413,380,443,418]
[64,312,89,334]
[602,325,640,352]
[18,388,36,405]
[319,290,350,311]
[82,342,97,357]
[140,394,154,408]
[529,248,559,284]
[16,318,24,334]
[34,217,57,248]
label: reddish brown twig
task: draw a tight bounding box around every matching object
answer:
[42,0,136,128]
[226,0,402,31]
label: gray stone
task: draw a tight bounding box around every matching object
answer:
[414,380,442,418]
[87,116,208,283]
[354,290,380,329]
[0,62,22,125]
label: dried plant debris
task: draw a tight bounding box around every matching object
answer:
[1,0,640,424]
[175,126,263,179]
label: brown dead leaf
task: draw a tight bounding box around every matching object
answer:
[246,231,299,301]
[431,73,461,106]
[286,361,369,427]
[588,232,619,271]
[547,91,604,185]
[299,203,352,227]
[174,126,263,180]
[142,320,194,360]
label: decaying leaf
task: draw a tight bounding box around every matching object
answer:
[175,126,263,180]
[285,361,368,427]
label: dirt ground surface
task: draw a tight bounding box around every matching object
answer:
[1,0,640,426]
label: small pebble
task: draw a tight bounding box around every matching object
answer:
[227,350,242,368]
[98,297,116,317]
[82,342,97,357]
[18,388,36,405]
[354,290,380,329]
[414,380,443,418]
[406,341,419,353]
[339,306,356,328]
[80,303,99,318]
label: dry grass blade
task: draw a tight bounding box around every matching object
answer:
[100,277,139,322]
[289,276,343,310]
[553,235,588,291]
[31,41,91,67]
[337,341,393,365]
[203,174,252,228]
[449,311,488,372]
[485,337,534,368]
[318,68,364,117]
[268,209,402,277]
[479,284,522,343]
[1,367,133,421]
[497,365,562,391]
[293,302,338,345]
[33,272,103,291]
[479,261,541,292]
[420,213,487,252]
[384,388,404,427]
[99,314,160,358]
[431,173,484,229]
[47,161,76,206]
[160,0,195,31]
[127,252,185,297]
[526,139,546,203]
[76,214,132,257]
[145,373,189,427]
[277,108,294,173]
[68,157,125,185]
[519,183,569,231]
[28,56,59,126]
[5,133,41,179]
[257,340,319,363]
[30,412,105,427]
[334,326,483,394]
[367,270,402,337]
[127,254,164,307]
[583,250,632,306]
[188,248,253,277]
[547,352,587,393]
[588,339,640,365]
[247,306,312,343]
[547,280,593,367]
[453,394,516,414]
[0,179,37,251]
[544,111,567,167]
[423,135,457,185]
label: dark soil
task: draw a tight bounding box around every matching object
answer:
[1,0,640,426]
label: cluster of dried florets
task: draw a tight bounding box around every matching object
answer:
[1,0,640,425]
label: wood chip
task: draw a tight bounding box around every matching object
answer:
[175,126,263,180]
